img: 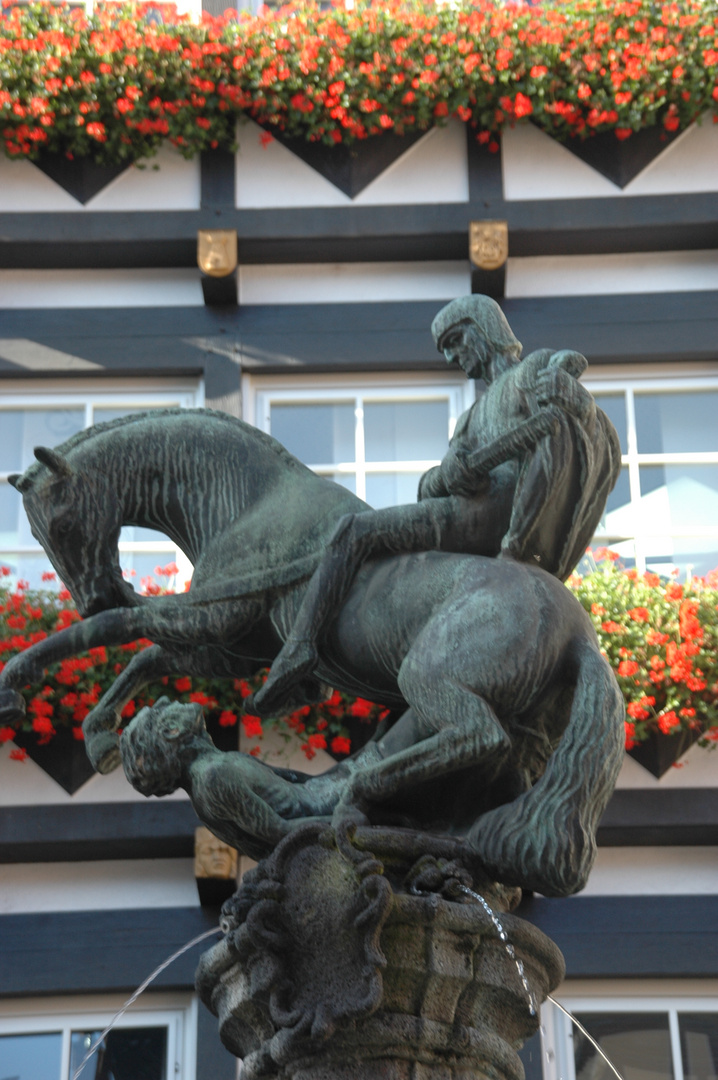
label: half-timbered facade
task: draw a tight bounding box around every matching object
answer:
[1,92,717,1079]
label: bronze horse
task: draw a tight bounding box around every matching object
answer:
[0,409,624,896]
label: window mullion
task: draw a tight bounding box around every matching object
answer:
[668,1009,686,1080]
[60,1026,72,1080]
[624,387,645,573]
[354,395,366,502]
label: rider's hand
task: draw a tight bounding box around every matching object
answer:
[536,367,592,420]
[440,449,489,498]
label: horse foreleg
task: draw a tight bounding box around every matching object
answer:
[83,644,173,774]
[0,597,197,698]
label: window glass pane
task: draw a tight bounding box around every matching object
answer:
[119,525,176,545]
[0,1031,63,1080]
[269,403,355,465]
[366,472,423,509]
[597,466,631,538]
[0,486,23,548]
[0,411,24,473]
[639,465,718,531]
[0,552,59,589]
[363,401,449,463]
[573,1012,673,1080]
[70,1026,167,1080]
[679,1012,718,1080]
[643,540,718,580]
[0,408,84,473]
[635,392,718,455]
[593,393,628,455]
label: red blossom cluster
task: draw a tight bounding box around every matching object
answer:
[569,551,718,751]
[0,569,387,761]
[0,0,716,164]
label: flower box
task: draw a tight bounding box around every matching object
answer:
[627,725,704,779]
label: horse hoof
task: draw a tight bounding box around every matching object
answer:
[85,730,121,774]
[252,646,319,717]
[0,688,26,724]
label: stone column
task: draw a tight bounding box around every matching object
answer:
[196,824,564,1080]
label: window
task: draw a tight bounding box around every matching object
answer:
[0,379,202,588]
[247,373,474,508]
[0,993,197,1080]
[585,372,718,577]
[542,989,718,1080]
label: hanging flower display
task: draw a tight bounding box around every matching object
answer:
[0,0,716,164]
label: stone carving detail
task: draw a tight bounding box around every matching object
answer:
[197,824,393,1078]
[197,825,565,1080]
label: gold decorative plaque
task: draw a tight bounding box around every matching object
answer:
[469,220,508,270]
[197,229,238,278]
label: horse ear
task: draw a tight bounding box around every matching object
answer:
[8,473,33,493]
[34,446,72,477]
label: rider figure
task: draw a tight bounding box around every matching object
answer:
[251,295,621,716]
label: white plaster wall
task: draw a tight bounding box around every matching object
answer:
[0,738,191,804]
[505,249,718,298]
[0,858,198,913]
[502,116,718,201]
[0,146,201,212]
[0,269,204,308]
[236,119,468,208]
[239,260,471,304]
[576,846,718,898]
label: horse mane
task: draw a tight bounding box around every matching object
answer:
[18,407,300,488]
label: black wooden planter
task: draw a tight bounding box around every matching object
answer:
[628,725,704,779]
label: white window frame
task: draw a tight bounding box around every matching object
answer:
[244,371,475,504]
[542,979,718,1080]
[0,991,198,1080]
[0,377,204,587]
[584,365,718,574]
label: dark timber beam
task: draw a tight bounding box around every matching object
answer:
[1,788,716,864]
[1,898,717,996]
[2,292,716,374]
[518,894,718,979]
[0,189,716,268]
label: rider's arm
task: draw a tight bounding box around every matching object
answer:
[418,403,486,501]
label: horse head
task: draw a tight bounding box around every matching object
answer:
[9,447,138,618]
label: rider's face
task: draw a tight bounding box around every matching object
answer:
[439,323,491,380]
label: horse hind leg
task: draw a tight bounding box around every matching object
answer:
[466,637,625,897]
[341,646,511,813]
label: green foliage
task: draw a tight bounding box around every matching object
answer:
[0,0,716,163]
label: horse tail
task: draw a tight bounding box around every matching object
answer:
[467,635,625,898]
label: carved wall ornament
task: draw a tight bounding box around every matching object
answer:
[195,826,239,880]
[197,229,238,278]
[469,220,508,270]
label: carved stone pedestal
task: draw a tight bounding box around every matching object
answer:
[196,825,565,1080]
